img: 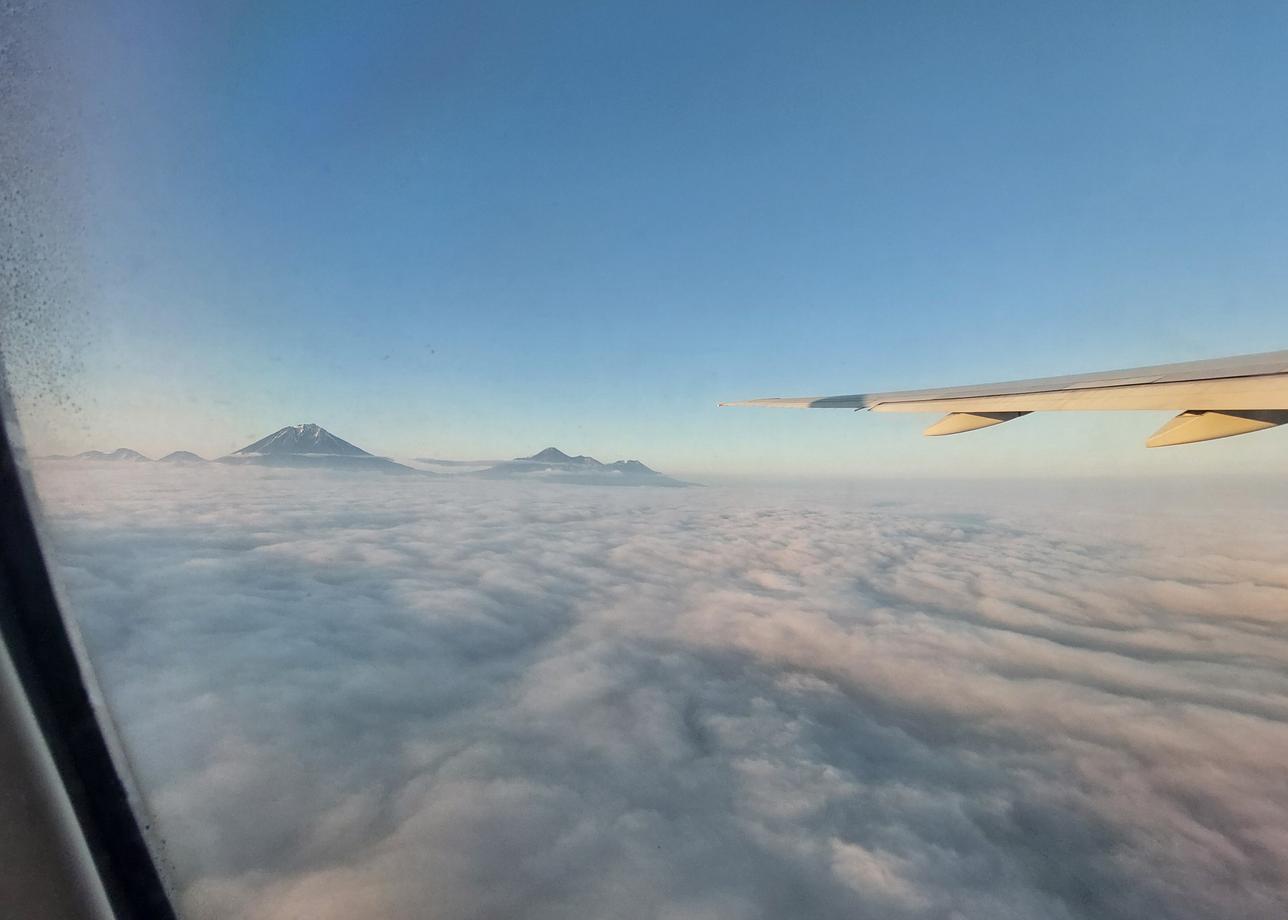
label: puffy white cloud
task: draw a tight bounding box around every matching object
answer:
[28,464,1288,920]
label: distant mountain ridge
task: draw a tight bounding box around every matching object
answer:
[75,448,151,462]
[515,447,660,474]
[478,447,686,486]
[43,431,691,485]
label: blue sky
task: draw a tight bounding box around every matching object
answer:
[21,0,1288,476]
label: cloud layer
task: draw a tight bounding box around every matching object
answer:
[28,465,1288,919]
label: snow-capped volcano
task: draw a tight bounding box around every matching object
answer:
[220,424,416,473]
[232,424,371,457]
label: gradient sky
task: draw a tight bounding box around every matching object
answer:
[11,0,1288,477]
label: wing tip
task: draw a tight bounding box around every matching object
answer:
[719,395,869,409]
[720,398,813,408]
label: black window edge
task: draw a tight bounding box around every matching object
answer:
[0,394,179,920]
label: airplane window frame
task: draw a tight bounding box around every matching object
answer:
[0,393,178,920]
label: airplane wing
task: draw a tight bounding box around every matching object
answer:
[719,350,1288,447]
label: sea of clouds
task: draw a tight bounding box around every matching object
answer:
[26,463,1288,920]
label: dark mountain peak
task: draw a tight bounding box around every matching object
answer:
[519,447,602,467]
[524,447,572,462]
[233,424,371,457]
[606,459,657,475]
[159,451,207,463]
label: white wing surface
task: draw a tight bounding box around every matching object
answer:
[720,350,1288,447]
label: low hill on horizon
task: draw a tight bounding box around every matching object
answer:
[43,448,154,462]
